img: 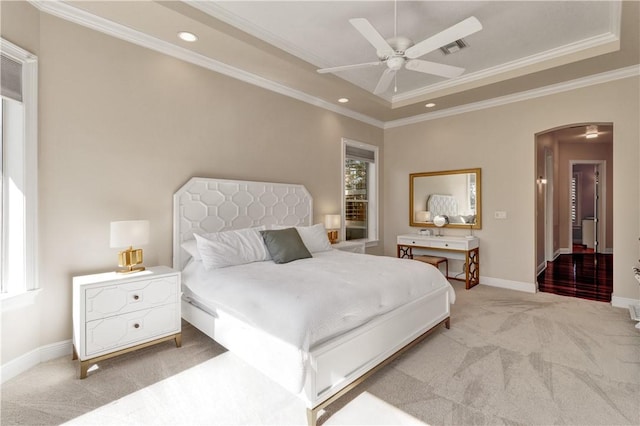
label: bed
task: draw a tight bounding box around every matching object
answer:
[174,177,454,425]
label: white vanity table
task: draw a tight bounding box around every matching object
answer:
[397,234,480,289]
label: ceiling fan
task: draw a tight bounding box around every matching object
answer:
[317,5,482,95]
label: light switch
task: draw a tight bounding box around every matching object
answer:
[494,211,507,219]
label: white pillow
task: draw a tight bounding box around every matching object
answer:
[181,239,201,261]
[272,223,332,253]
[194,226,269,270]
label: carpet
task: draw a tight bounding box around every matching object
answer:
[3,281,639,425]
[64,352,425,426]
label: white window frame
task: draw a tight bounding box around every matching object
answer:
[1,38,39,310]
[341,138,378,246]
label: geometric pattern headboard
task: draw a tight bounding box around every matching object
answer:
[427,194,458,218]
[173,177,312,269]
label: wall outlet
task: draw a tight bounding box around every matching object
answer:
[494,211,507,219]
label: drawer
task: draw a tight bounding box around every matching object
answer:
[429,240,467,250]
[85,303,180,357]
[85,275,179,321]
[398,237,425,246]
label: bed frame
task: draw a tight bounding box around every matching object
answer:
[173,177,451,425]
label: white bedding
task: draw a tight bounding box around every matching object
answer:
[182,249,454,352]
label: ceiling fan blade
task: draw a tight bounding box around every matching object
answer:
[405,16,482,59]
[405,59,465,78]
[373,68,396,94]
[317,61,381,74]
[349,18,395,57]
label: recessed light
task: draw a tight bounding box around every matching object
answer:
[425,103,436,108]
[178,31,198,42]
[338,98,349,103]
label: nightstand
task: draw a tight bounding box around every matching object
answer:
[72,266,182,379]
[332,240,366,254]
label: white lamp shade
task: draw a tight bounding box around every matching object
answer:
[415,211,431,222]
[324,214,341,230]
[110,220,150,248]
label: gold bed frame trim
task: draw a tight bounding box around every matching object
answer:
[306,316,450,426]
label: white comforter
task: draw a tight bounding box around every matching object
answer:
[182,249,455,352]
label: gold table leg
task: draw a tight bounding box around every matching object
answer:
[76,333,183,379]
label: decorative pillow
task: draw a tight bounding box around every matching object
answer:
[297,224,333,253]
[270,224,333,253]
[260,228,312,264]
[181,239,201,261]
[194,226,268,270]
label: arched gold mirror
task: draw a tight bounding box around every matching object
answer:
[410,168,482,229]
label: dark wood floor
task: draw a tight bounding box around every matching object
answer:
[537,252,613,302]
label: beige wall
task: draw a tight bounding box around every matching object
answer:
[1,3,383,364]
[384,77,639,300]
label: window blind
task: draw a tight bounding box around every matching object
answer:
[346,145,375,163]
[1,54,22,102]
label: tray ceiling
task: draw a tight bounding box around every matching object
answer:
[36,1,638,125]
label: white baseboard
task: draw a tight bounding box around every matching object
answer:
[559,247,613,254]
[536,262,546,275]
[1,339,72,384]
[480,276,537,293]
[611,295,640,310]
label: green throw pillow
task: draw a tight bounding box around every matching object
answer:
[260,228,312,264]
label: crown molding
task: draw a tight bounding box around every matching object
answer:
[185,0,328,70]
[27,0,384,129]
[26,0,634,132]
[384,65,640,129]
[392,1,622,105]
[392,32,621,106]
[185,0,623,109]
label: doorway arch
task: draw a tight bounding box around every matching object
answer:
[535,123,613,301]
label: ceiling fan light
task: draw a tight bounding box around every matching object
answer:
[387,56,405,71]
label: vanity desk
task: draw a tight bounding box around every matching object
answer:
[397,234,480,289]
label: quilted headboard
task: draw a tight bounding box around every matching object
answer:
[173,177,312,269]
[427,194,458,218]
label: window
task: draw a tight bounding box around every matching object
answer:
[1,38,38,302]
[467,172,477,214]
[342,138,378,244]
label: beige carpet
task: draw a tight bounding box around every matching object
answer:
[2,281,639,425]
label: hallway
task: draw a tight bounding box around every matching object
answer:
[537,253,613,302]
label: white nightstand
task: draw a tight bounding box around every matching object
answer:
[332,240,366,254]
[72,266,182,379]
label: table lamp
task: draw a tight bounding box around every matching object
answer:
[110,220,150,273]
[324,214,341,244]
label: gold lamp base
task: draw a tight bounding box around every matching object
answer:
[327,230,338,244]
[116,246,145,274]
